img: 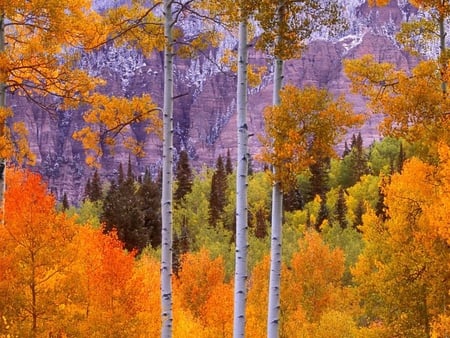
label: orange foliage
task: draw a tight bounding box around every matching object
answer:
[282,232,348,326]
[259,84,362,189]
[0,169,161,337]
[0,169,77,336]
[174,249,233,336]
[353,154,450,336]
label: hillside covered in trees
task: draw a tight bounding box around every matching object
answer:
[0,0,449,338]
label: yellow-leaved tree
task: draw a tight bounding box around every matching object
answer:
[353,152,450,337]
[0,0,110,210]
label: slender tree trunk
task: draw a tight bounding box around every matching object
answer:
[439,14,447,94]
[233,18,249,338]
[0,14,6,220]
[161,0,174,336]
[267,56,284,338]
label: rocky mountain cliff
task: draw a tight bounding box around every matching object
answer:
[10,1,419,203]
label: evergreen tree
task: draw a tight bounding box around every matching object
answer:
[84,178,92,202]
[334,187,348,229]
[376,177,390,222]
[354,199,364,230]
[61,193,69,211]
[308,157,330,202]
[351,132,368,181]
[174,150,193,202]
[225,149,233,175]
[137,169,162,248]
[254,208,267,238]
[209,155,228,227]
[172,221,190,276]
[117,162,125,185]
[283,184,304,212]
[338,133,369,188]
[342,140,351,157]
[102,163,148,253]
[89,170,103,202]
[315,196,328,232]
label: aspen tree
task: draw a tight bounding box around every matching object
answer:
[255,1,347,335]
[0,1,105,217]
[161,1,175,335]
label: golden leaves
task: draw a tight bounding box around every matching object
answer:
[259,84,362,189]
[73,93,162,166]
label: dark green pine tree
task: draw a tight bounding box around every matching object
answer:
[334,187,348,229]
[89,169,103,202]
[351,132,368,183]
[209,155,228,228]
[283,184,304,212]
[308,157,330,203]
[84,178,92,202]
[353,199,364,231]
[172,220,190,276]
[102,161,148,253]
[174,150,193,202]
[61,192,70,211]
[376,177,390,222]
[225,149,233,175]
[342,140,351,158]
[254,207,268,239]
[315,196,328,232]
[137,169,162,248]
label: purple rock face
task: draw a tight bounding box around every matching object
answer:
[9,1,419,203]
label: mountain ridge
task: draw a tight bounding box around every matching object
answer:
[9,0,418,203]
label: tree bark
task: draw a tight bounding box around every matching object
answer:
[161,0,174,336]
[233,18,249,338]
[267,56,284,338]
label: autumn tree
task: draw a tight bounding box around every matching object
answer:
[353,155,450,337]
[254,1,349,334]
[344,55,450,158]
[174,249,233,335]
[0,1,110,212]
[0,169,78,337]
[259,84,361,335]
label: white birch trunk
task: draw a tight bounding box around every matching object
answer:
[0,14,6,219]
[267,57,284,338]
[233,18,249,338]
[161,0,174,336]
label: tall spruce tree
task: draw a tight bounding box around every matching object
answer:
[334,187,348,229]
[308,158,330,202]
[61,193,70,211]
[86,169,102,202]
[174,150,193,202]
[102,162,148,253]
[209,155,228,228]
[225,149,233,175]
[137,169,162,248]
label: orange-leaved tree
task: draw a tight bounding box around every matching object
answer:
[0,169,78,337]
[0,0,109,210]
[72,226,152,337]
[174,248,233,336]
[353,154,450,337]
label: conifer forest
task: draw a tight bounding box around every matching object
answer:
[0,1,449,337]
